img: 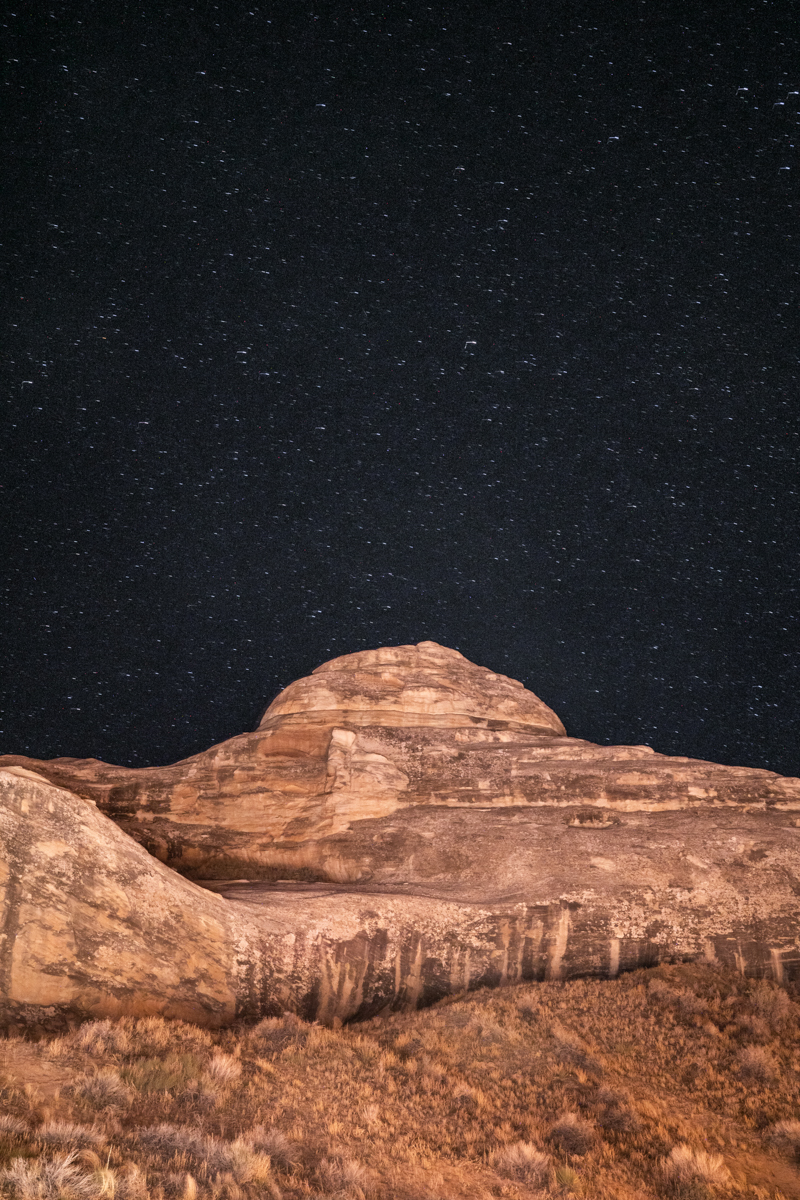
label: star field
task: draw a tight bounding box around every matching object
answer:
[3,0,798,773]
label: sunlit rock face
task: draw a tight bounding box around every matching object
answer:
[259,640,567,733]
[1,642,800,1031]
[2,641,797,883]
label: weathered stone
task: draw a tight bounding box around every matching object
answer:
[1,642,799,1030]
[2,642,798,883]
[260,640,567,733]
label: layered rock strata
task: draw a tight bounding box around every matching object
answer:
[2,642,797,883]
[1,641,799,1031]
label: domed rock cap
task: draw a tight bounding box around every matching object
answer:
[258,641,566,735]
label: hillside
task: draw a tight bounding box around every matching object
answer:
[1,963,799,1200]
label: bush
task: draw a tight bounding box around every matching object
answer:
[74,1070,132,1107]
[751,982,795,1030]
[37,1122,106,1148]
[248,1126,299,1170]
[249,1012,310,1055]
[0,1116,27,1137]
[736,1045,776,1082]
[490,1140,551,1185]
[662,1143,731,1190]
[135,1125,274,1185]
[1,1150,100,1199]
[768,1119,800,1161]
[206,1051,242,1084]
[549,1112,594,1155]
[316,1155,372,1194]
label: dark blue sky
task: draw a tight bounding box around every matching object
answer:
[3,0,798,774]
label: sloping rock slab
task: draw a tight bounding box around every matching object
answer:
[2,767,799,1032]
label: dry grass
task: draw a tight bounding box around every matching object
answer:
[0,964,799,1199]
[662,1143,732,1191]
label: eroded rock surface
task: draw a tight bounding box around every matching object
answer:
[2,642,798,883]
[1,641,799,1030]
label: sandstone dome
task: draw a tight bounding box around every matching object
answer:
[257,640,567,735]
[2,640,800,1030]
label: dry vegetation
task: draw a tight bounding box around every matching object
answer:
[1,964,799,1200]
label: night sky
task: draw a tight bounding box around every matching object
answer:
[3,1,799,776]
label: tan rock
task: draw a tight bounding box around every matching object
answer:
[0,768,238,1027]
[2,766,800,1031]
[2,641,797,882]
[1,642,799,1029]
[261,641,567,733]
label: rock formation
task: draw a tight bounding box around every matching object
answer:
[1,641,799,1031]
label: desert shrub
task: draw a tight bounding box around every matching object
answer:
[768,1119,800,1161]
[450,1083,482,1113]
[76,1020,116,1054]
[74,1019,133,1058]
[0,1117,27,1137]
[122,1053,204,1094]
[316,1154,372,1194]
[0,1150,101,1199]
[735,1015,770,1042]
[736,1045,776,1082]
[662,1144,731,1190]
[490,1140,550,1185]
[206,1052,242,1084]
[248,1012,309,1055]
[135,1125,273,1184]
[37,1122,106,1149]
[595,1090,639,1134]
[248,1126,299,1170]
[549,1113,594,1156]
[74,1070,132,1107]
[750,982,795,1030]
[114,1164,148,1200]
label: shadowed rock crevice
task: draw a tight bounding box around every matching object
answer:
[1,642,799,1029]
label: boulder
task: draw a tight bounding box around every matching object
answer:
[1,642,799,1030]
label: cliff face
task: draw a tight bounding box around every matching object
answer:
[1,642,799,1031]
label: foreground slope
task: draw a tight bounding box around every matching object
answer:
[0,965,798,1200]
